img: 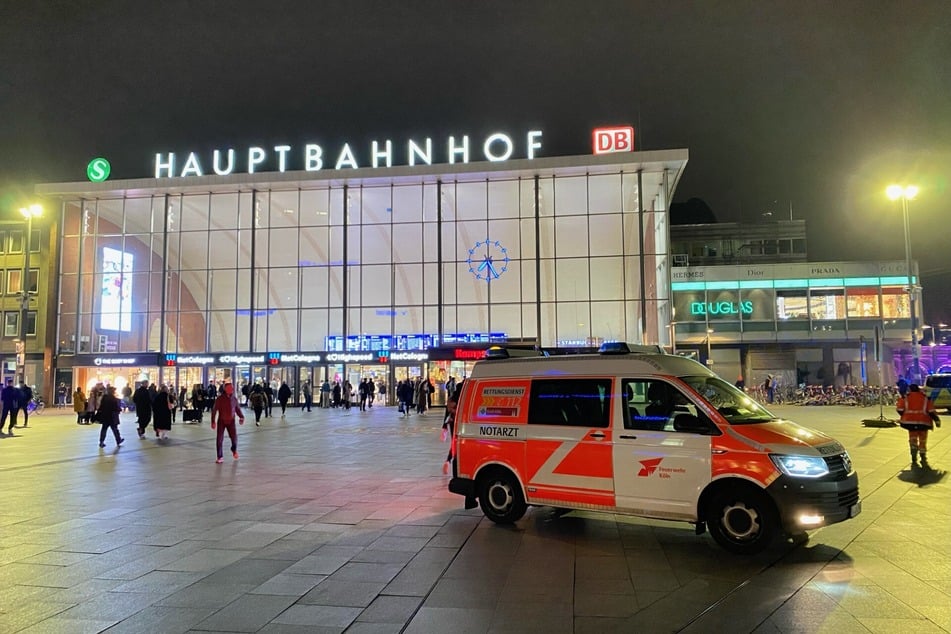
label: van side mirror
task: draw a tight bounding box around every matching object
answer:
[672,413,715,435]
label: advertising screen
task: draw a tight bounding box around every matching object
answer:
[100,247,133,331]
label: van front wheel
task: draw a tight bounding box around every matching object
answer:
[706,488,777,555]
[478,469,527,524]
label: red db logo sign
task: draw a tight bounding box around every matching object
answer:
[593,126,635,154]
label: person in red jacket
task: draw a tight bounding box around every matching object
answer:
[211,383,245,464]
[896,383,940,469]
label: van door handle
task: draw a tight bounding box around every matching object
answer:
[589,432,605,439]
[619,435,637,439]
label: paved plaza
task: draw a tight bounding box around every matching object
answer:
[0,401,948,633]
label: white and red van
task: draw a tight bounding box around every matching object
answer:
[448,343,860,554]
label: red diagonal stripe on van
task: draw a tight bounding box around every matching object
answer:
[552,442,614,478]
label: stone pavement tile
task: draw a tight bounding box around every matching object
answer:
[282,546,364,575]
[250,538,323,561]
[158,547,249,572]
[318,505,380,525]
[682,581,800,633]
[95,540,210,580]
[50,591,158,622]
[0,601,74,632]
[490,601,574,634]
[18,550,96,566]
[575,555,632,581]
[109,570,207,596]
[17,617,117,633]
[99,605,216,634]
[327,526,389,548]
[269,603,363,629]
[762,607,871,633]
[574,576,634,597]
[224,523,300,549]
[329,562,405,584]
[343,623,404,634]
[250,572,327,596]
[856,617,947,633]
[573,616,629,633]
[155,580,255,609]
[356,595,423,624]
[192,593,298,632]
[0,562,61,585]
[382,524,440,539]
[0,543,54,565]
[915,603,951,630]
[818,583,921,619]
[403,607,493,634]
[424,577,504,609]
[382,547,456,597]
[350,548,416,565]
[872,571,951,608]
[612,578,738,632]
[201,557,294,586]
[365,535,432,553]
[300,579,386,607]
[42,577,125,603]
[575,591,639,618]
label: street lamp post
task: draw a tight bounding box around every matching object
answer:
[16,204,42,386]
[886,185,920,383]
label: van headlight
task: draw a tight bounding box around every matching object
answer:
[770,454,829,478]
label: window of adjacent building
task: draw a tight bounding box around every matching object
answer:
[3,312,17,337]
[527,378,611,427]
[846,287,880,317]
[8,230,23,253]
[29,229,40,253]
[26,312,36,336]
[776,290,808,320]
[792,238,806,253]
[0,231,5,254]
[810,288,846,320]
[6,270,21,295]
[740,289,775,321]
[881,286,910,318]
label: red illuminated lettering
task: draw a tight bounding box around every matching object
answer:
[592,126,635,154]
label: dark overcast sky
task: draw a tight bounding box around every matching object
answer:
[2,1,950,321]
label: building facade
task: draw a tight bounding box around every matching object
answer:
[671,260,924,389]
[38,149,687,402]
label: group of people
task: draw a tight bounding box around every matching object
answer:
[242,381,293,424]
[396,377,436,416]
[0,379,36,434]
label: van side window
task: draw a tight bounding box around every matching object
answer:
[623,379,706,433]
[528,379,611,427]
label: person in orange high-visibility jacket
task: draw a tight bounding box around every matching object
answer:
[896,383,940,469]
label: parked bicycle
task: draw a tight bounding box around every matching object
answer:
[26,397,45,415]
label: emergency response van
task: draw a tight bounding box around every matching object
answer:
[925,374,951,413]
[448,343,860,554]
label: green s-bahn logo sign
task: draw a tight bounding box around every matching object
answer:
[87,158,111,182]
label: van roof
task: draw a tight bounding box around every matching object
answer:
[468,353,717,379]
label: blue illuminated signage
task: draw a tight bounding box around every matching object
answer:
[691,301,753,316]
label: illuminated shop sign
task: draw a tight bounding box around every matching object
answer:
[691,301,754,315]
[93,356,140,366]
[152,131,544,179]
[216,354,266,364]
[173,355,215,365]
[278,354,324,363]
[453,349,488,360]
[325,352,377,363]
[389,352,430,362]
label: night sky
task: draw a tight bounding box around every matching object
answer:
[2,1,950,324]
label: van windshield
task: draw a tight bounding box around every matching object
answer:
[925,375,951,389]
[681,375,777,424]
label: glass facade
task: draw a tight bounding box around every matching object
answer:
[54,156,681,357]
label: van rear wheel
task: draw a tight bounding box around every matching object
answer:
[706,488,777,555]
[477,469,527,524]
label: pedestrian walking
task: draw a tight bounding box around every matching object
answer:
[57,382,68,408]
[897,383,941,470]
[1,378,20,433]
[264,383,274,418]
[211,383,245,463]
[18,381,34,428]
[378,381,386,405]
[249,385,266,425]
[133,382,152,438]
[358,379,368,411]
[152,385,173,440]
[168,386,178,423]
[320,379,331,408]
[301,380,313,412]
[367,378,375,409]
[97,386,125,448]
[332,381,342,408]
[73,386,87,424]
[342,381,352,411]
[441,379,464,474]
[86,383,104,425]
[278,381,292,418]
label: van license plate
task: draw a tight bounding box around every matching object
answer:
[849,502,861,518]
